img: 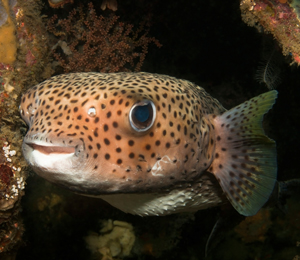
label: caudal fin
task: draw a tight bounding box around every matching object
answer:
[209,90,277,216]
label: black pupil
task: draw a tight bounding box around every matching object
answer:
[134,105,150,122]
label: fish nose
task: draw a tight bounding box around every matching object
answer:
[20,103,38,126]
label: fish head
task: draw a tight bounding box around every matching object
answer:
[20,72,213,195]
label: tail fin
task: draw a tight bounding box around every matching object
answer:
[209,91,277,216]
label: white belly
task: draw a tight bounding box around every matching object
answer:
[98,175,225,216]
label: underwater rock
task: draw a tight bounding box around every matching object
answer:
[0,0,53,256]
[240,0,300,65]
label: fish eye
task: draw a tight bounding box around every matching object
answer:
[129,100,156,132]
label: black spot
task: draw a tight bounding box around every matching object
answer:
[116,147,122,153]
[166,142,170,148]
[145,144,151,150]
[115,135,121,140]
[155,140,160,146]
[103,124,108,131]
[112,122,118,128]
[93,153,98,159]
[117,159,122,164]
[129,153,135,158]
[104,138,110,145]
[128,140,134,146]
[94,128,99,137]
[184,126,187,135]
[105,154,110,160]
[81,99,89,106]
[107,111,112,118]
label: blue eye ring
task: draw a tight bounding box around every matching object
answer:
[129,100,156,132]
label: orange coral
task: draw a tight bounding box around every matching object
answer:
[0,0,17,64]
[48,0,73,8]
[47,3,161,73]
[101,0,118,11]
[234,208,272,243]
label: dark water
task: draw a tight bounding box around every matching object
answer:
[16,0,300,259]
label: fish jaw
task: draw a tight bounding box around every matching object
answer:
[22,139,90,188]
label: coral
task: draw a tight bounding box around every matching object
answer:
[240,0,300,65]
[101,0,118,11]
[48,0,74,8]
[0,139,26,253]
[234,208,272,243]
[47,2,161,73]
[85,219,135,260]
[255,43,282,89]
[0,0,53,94]
[0,0,17,64]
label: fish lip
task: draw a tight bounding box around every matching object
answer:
[25,142,76,155]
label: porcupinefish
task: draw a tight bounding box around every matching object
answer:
[19,72,277,217]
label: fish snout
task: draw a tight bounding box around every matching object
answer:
[19,90,40,127]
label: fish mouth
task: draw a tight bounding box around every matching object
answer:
[26,143,76,155]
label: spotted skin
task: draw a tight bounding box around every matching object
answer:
[20,72,277,216]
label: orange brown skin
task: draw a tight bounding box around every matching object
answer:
[20,72,224,196]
